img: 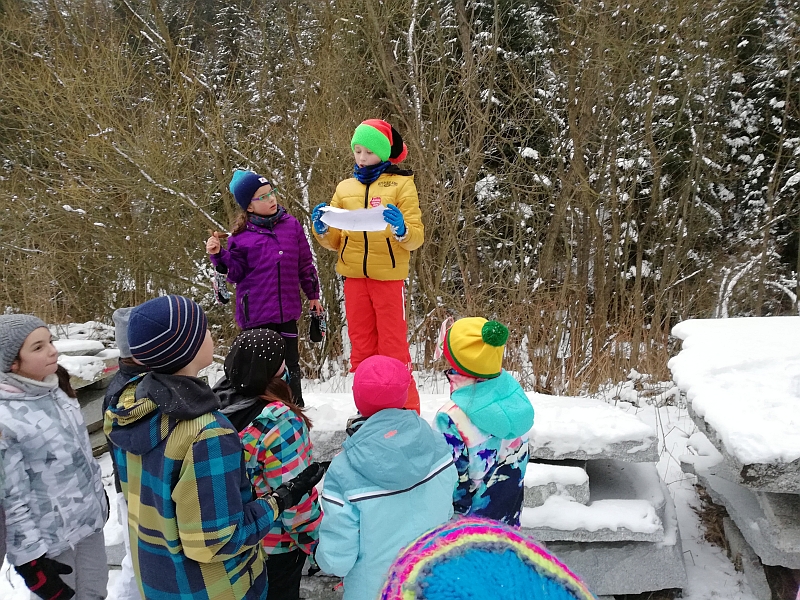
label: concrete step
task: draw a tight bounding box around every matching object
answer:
[542,483,687,596]
[521,460,666,543]
[528,394,658,463]
[523,461,590,508]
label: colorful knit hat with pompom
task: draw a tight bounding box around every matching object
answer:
[443,317,509,379]
[380,517,596,600]
[350,119,408,164]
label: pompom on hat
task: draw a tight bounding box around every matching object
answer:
[351,119,408,164]
[229,169,272,211]
[128,295,208,374]
[0,314,48,373]
[443,317,509,379]
[353,355,410,418]
[380,516,597,600]
[224,328,286,397]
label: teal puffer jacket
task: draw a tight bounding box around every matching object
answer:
[316,409,457,600]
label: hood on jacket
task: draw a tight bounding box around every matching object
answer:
[103,361,149,411]
[106,372,220,456]
[343,409,450,490]
[212,376,267,432]
[0,372,58,400]
[450,370,534,439]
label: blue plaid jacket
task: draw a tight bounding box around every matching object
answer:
[105,372,279,600]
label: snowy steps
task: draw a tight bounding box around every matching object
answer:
[521,460,667,543]
[521,395,686,596]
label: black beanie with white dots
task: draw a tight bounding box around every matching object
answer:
[224,329,286,397]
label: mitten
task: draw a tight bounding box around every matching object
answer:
[15,556,75,600]
[272,462,329,513]
[309,310,326,343]
[312,203,329,234]
[383,204,406,237]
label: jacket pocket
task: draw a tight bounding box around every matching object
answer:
[385,238,396,269]
[241,291,250,324]
[340,236,349,265]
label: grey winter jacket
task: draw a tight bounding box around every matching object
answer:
[0,372,107,565]
[0,454,5,563]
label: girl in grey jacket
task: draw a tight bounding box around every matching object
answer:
[0,314,108,600]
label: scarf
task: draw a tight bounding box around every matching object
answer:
[353,161,391,185]
[248,206,286,230]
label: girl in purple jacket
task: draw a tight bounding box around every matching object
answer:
[206,170,322,406]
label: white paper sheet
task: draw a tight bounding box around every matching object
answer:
[320,206,388,232]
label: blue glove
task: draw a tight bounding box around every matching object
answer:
[312,202,328,234]
[383,204,406,237]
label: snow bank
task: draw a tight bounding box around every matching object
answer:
[669,317,800,465]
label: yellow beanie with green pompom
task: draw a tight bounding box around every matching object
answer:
[443,317,509,379]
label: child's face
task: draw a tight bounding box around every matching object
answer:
[247,184,278,216]
[353,145,383,168]
[11,327,59,381]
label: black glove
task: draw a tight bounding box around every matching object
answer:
[272,462,329,513]
[15,556,75,600]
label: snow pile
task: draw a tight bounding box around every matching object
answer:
[524,463,588,487]
[521,496,662,534]
[53,339,105,356]
[49,321,115,343]
[669,317,800,465]
[58,355,109,382]
[528,393,655,457]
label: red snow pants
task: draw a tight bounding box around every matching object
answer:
[343,277,420,413]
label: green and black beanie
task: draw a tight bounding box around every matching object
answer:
[350,119,408,164]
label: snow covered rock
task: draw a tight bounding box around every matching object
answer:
[670,317,800,493]
[527,394,658,462]
[523,462,590,507]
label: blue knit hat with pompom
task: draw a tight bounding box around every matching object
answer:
[229,169,271,210]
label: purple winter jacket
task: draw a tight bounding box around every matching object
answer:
[210,211,320,328]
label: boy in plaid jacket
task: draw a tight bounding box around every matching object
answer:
[105,295,324,600]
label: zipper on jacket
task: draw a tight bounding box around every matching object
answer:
[242,291,250,324]
[385,238,396,268]
[277,263,283,321]
[362,184,370,278]
[340,236,349,264]
[56,390,103,527]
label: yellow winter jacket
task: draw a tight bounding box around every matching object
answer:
[314,170,424,280]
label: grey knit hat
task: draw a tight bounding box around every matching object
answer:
[112,307,134,358]
[0,314,48,373]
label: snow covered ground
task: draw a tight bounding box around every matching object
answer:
[0,377,759,599]
[6,324,794,598]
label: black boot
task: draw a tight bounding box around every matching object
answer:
[288,367,304,407]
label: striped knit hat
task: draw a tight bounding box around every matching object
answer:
[443,317,509,379]
[380,517,596,600]
[229,169,272,210]
[351,119,408,164]
[128,295,208,374]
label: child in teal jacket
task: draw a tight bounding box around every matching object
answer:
[316,355,457,600]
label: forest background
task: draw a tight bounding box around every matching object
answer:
[1,0,798,394]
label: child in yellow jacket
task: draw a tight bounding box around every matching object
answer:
[312,119,423,411]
